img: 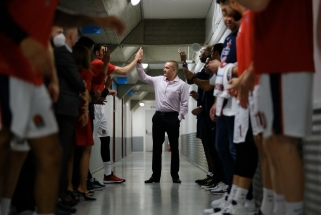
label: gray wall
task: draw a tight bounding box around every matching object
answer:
[133,136,144,152]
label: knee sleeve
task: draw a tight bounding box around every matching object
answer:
[234,140,258,178]
[100,136,110,162]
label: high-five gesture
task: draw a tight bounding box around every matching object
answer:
[136,47,143,63]
[178,48,187,63]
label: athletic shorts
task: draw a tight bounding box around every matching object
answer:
[0,76,58,151]
[259,72,313,138]
[234,85,264,143]
[93,104,110,138]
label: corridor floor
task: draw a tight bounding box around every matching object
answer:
[75,152,218,215]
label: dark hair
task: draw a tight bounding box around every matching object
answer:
[216,0,229,4]
[72,45,91,72]
[93,44,104,55]
[213,43,224,56]
[76,36,95,50]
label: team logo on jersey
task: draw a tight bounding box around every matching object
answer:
[220,40,232,68]
[102,129,106,134]
[33,115,45,128]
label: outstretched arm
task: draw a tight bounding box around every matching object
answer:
[113,48,143,75]
[54,7,125,35]
[235,0,270,12]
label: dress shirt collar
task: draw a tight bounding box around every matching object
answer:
[64,44,72,53]
[164,75,179,82]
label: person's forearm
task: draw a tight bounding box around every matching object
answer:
[193,79,214,91]
[114,59,137,76]
[54,7,100,27]
[235,0,270,12]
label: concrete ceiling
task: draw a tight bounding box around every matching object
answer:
[59,0,213,107]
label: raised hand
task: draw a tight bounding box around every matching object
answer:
[135,47,143,63]
[102,47,110,65]
[178,48,187,63]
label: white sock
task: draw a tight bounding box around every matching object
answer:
[234,187,248,205]
[1,198,11,215]
[228,184,238,202]
[103,161,112,176]
[285,201,303,215]
[273,193,286,215]
[261,188,274,215]
[208,172,213,177]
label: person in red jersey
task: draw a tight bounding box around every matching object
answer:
[91,45,142,184]
[229,1,315,215]
[0,1,125,214]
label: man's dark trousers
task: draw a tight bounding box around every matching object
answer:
[151,111,180,180]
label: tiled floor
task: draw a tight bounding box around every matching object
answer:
[75,152,220,215]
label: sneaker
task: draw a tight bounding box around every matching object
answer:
[225,200,247,215]
[211,192,228,208]
[211,200,231,214]
[195,175,210,184]
[210,182,228,195]
[87,178,106,191]
[201,178,214,189]
[103,171,125,184]
[198,175,213,186]
[245,199,256,213]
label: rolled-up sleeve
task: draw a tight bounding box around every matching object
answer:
[178,83,189,121]
[136,63,155,85]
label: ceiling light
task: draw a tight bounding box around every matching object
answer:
[131,0,140,6]
[139,101,145,106]
[142,63,149,69]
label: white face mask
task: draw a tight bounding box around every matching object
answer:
[53,33,66,47]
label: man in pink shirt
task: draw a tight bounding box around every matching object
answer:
[136,49,189,183]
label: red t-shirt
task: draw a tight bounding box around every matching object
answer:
[253,0,315,74]
[237,10,259,85]
[7,0,58,48]
[0,0,58,85]
[91,59,116,92]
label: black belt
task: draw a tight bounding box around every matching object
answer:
[156,111,178,116]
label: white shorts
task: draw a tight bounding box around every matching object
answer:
[0,77,58,151]
[249,85,264,136]
[93,104,110,138]
[259,72,313,138]
[233,85,264,143]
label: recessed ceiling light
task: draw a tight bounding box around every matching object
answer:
[131,0,140,6]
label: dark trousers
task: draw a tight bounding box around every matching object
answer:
[151,112,180,180]
[55,114,76,193]
[202,115,224,182]
[215,115,236,192]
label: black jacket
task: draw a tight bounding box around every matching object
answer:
[54,45,86,117]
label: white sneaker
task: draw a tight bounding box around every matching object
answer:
[227,202,247,215]
[211,192,228,208]
[209,182,224,191]
[210,183,228,195]
[211,202,232,215]
[244,199,256,213]
[203,208,215,215]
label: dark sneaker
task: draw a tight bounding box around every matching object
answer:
[87,178,105,191]
[103,171,125,184]
[195,175,210,184]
